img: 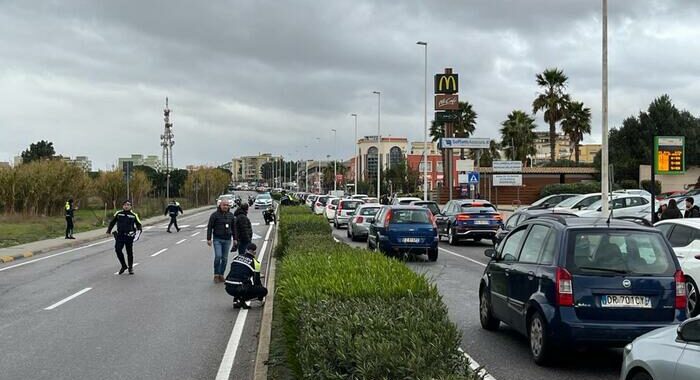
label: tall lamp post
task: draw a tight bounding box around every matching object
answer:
[372,91,381,200]
[304,145,309,192]
[331,128,337,192]
[601,0,610,215]
[351,113,358,195]
[316,137,321,193]
[416,41,428,201]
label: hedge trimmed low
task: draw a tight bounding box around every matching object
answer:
[274,207,477,379]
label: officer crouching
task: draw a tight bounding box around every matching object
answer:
[224,242,267,309]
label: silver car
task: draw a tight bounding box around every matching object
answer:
[347,204,381,241]
[333,199,365,228]
[620,316,700,380]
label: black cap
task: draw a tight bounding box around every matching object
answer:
[246,242,257,252]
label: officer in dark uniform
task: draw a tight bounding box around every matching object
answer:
[225,242,267,309]
[107,200,143,275]
[65,198,77,239]
[164,200,184,233]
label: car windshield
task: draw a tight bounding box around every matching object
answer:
[257,194,271,200]
[414,202,441,216]
[342,201,362,209]
[566,230,674,275]
[530,196,551,207]
[556,195,584,208]
[358,207,380,216]
[390,209,432,224]
[398,198,420,205]
[318,196,329,205]
[330,199,339,205]
[460,204,496,213]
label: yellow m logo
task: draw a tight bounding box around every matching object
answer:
[435,74,458,94]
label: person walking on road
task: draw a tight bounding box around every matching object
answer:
[206,201,235,283]
[684,197,700,218]
[225,242,267,309]
[164,200,184,233]
[234,202,253,255]
[661,199,683,220]
[106,200,143,275]
[65,198,78,239]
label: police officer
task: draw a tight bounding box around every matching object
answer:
[107,200,143,275]
[65,198,78,239]
[164,200,184,233]
[224,242,267,309]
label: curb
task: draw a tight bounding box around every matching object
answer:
[0,206,215,265]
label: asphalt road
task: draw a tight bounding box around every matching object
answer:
[331,225,622,380]
[0,195,272,380]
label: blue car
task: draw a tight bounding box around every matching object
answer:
[367,206,439,261]
[478,216,688,365]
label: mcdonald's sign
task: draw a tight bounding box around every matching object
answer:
[434,73,458,94]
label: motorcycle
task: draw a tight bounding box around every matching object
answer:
[248,196,255,206]
[234,197,242,207]
[263,206,276,225]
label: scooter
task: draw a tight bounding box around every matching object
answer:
[263,206,276,225]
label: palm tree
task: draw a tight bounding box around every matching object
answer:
[500,110,537,164]
[561,101,592,163]
[469,140,501,167]
[532,68,570,162]
[430,101,478,188]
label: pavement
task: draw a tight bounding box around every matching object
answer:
[0,193,275,380]
[330,225,621,380]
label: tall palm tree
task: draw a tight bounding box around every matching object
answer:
[469,140,501,167]
[532,68,570,162]
[500,110,537,164]
[561,101,592,163]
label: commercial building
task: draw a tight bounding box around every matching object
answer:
[356,136,409,182]
[117,154,162,171]
[532,131,572,163]
[61,155,93,172]
[239,153,277,182]
[0,162,10,169]
[230,158,243,182]
[578,144,602,163]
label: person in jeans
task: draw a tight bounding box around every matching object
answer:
[234,203,253,255]
[206,201,235,283]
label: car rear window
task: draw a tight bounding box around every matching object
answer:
[460,204,496,213]
[358,207,380,216]
[414,202,440,216]
[566,230,675,276]
[398,199,419,205]
[317,196,329,205]
[390,209,432,224]
[341,200,362,209]
[330,199,339,206]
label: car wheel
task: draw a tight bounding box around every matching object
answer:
[528,311,552,365]
[367,237,374,251]
[334,220,339,229]
[479,289,500,331]
[347,228,352,238]
[428,248,438,262]
[687,277,699,317]
[629,370,653,380]
[448,227,459,246]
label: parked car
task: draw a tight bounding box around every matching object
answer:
[656,190,687,200]
[323,197,340,222]
[495,209,578,244]
[216,194,235,207]
[525,194,578,210]
[364,197,379,204]
[620,316,700,380]
[655,218,700,317]
[614,189,653,198]
[552,193,602,211]
[392,196,422,205]
[409,200,441,217]
[253,193,273,209]
[351,194,369,200]
[347,203,382,241]
[436,200,503,245]
[313,195,330,215]
[574,195,653,220]
[479,217,688,365]
[306,194,318,208]
[367,206,439,261]
[334,198,365,228]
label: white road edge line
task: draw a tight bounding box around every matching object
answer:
[0,238,112,273]
[458,348,497,380]
[44,287,92,310]
[175,239,187,245]
[215,223,274,380]
[151,248,168,257]
[190,231,200,237]
[439,247,487,267]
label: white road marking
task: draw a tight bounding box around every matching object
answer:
[0,239,112,273]
[251,222,260,226]
[145,226,154,230]
[179,225,190,228]
[175,239,187,245]
[200,239,207,242]
[113,262,140,275]
[216,223,274,380]
[438,247,487,267]
[44,288,92,310]
[151,248,168,257]
[190,231,200,237]
[252,233,262,240]
[458,348,497,380]
[196,224,207,228]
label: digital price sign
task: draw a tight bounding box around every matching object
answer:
[655,136,685,175]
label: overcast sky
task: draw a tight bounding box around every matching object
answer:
[2,0,699,169]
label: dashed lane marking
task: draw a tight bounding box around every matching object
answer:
[175,239,187,245]
[438,247,487,267]
[44,288,92,310]
[190,231,200,237]
[151,248,168,257]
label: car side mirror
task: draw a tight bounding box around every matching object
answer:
[484,248,497,260]
[678,319,700,343]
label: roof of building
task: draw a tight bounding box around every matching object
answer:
[476,166,598,174]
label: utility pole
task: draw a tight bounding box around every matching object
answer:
[332,129,337,192]
[372,91,381,200]
[351,114,358,195]
[160,97,175,201]
[416,41,428,200]
[601,0,610,214]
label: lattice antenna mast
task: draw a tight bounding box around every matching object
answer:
[160,97,175,199]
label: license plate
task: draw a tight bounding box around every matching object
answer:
[474,220,489,225]
[600,295,652,308]
[402,237,421,243]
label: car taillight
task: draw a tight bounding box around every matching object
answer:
[383,210,392,228]
[675,270,687,310]
[456,214,470,221]
[493,214,503,221]
[556,267,574,307]
[355,216,364,223]
[316,202,321,207]
[431,214,438,229]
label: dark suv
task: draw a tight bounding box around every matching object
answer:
[436,200,502,245]
[479,216,688,365]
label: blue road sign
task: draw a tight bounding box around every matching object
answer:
[468,171,480,184]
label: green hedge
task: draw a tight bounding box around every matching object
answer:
[274,207,477,379]
[540,182,602,197]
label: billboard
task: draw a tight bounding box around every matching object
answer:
[654,136,685,174]
[439,138,490,149]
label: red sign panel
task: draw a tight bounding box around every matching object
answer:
[435,94,459,110]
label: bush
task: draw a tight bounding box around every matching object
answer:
[641,180,662,194]
[618,180,639,189]
[271,192,282,201]
[274,207,478,379]
[540,182,601,197]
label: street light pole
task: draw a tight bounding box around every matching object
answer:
[304,145,309,192]
[601,0,610,215]
[351,113,358,195]
[417,41,428,201]
[332,129,337,192]
[372,91,381,200]
[316,137,321,194]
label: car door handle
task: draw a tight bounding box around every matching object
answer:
[528,271,535,280]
